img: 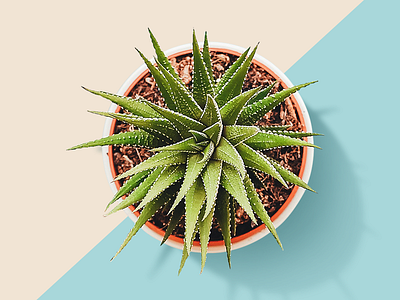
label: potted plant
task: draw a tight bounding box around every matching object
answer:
[69,29,320,273]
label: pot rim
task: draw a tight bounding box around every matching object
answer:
[102,42,314,253]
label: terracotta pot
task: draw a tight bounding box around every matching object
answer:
[102,42,314,253]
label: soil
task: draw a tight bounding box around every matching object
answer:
[111,51,303,241]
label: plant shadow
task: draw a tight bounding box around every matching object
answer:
[203,108,364,299]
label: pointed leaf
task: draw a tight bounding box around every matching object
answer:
[200,95,221,127]
[136,48,177,111]
[169,153,209,213]
[215,45,258,107]
[215,47,250,97]
[135,165,185,211]
[68,130,163,150]
[156,58,203,120]
[161,200,185,245]
[245,131,320,150]
[89,111,181,142]
[199,203,214,273]
[106,167,164,215]
[235,143,287,187]
[192,29,214,108]
[214,188,232,267]
[144,100,206,138]
[151,137,201,153]
[203,122,222,145]
[178,223,198,275]
[82,88,161,118]
[238,81,317,125]
[272,131,323,138]
[229,197,237,236]
[243,174,282,249]
[105,170,150,211]
[220,87,261,125]
[269,159,315,192]
[246,81,277,106]
[148,28,183,83]
[202,32,215,91]
[220,163,257,223]
[114,151,186,181]
[111,188,169,261]
[201,159,222,220]
[184,177,206,252]
[189,130,208,143]
[223,125,260,147]
[199,141,215,164]
[212,137,246,177]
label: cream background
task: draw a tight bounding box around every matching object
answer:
[0,0,362,299]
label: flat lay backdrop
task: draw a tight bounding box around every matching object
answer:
[1,0,399,299]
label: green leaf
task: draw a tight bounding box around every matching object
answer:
[246,81,277,106]
[272,131,323,138]
[148,28,183,84]
[89,111,181,142]
[114,151,187,181]
[243,174,282,249]
[135,165,185,211]
[105,167,164,216]
[67,130,163,150]
[144,100,206,138]
[223,125,260,147]
[245,131,320,150]
[105,170,150,211]
[269,159,315,192]
[235,143,287,188]
[220,87,261,125]
[215,47,250,98]
[203,122,222,146]
[238,81,317,125]
[215,45,258,107]
[136,48,177,111]
[199,203,214,273]
[184,177,206,253]
[169,154,210,213]
[189,130,209,143]
[201,159,222,220]
[192,29,214,108]
[110,188,169,261]
[229,197,237,236]
[247,168,269,191]
[156,58,203,120]
[200,95,221,127]
[220,163,257,223]
[214,188,232,267]
[151,137,201,153]
[212,137,246,178]
[161,200,185,245]
[199,141,215,164]
[82,88,161,118]
[202,32,215,91]
[178,223,198,275]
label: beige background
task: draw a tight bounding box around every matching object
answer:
[0,0,362,299]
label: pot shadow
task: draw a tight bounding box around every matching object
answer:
[201,108,365,299]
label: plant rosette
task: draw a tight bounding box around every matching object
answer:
[101,42,315,254]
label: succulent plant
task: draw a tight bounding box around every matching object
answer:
[69,29,320,273]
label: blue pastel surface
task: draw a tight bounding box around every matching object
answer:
[40,0,400,299]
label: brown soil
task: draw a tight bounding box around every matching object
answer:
[111,51,303,241]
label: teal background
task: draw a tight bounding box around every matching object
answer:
[40,0,400,299]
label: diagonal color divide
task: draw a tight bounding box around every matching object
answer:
[1,1,362,300]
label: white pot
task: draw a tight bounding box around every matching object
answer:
[102,42,314,253]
